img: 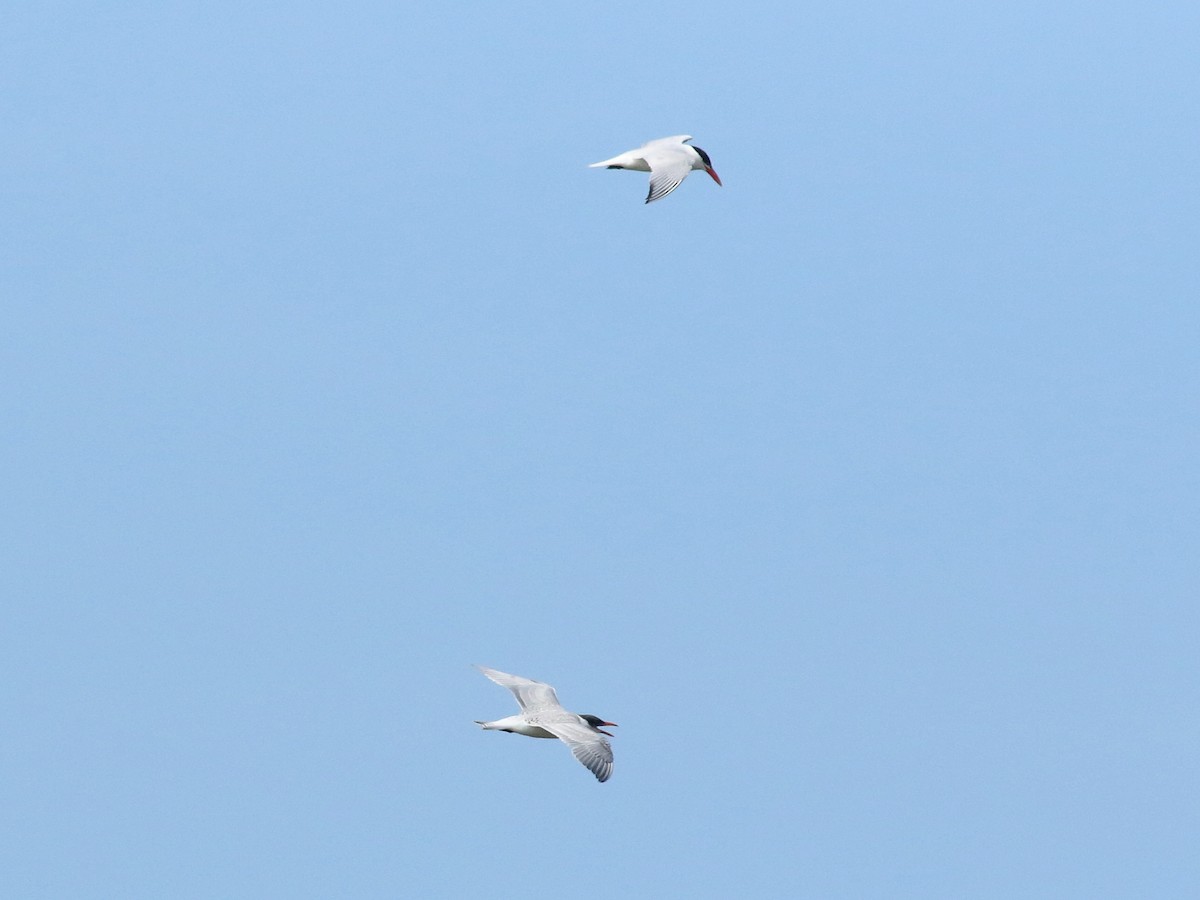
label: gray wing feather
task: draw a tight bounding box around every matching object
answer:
[539,719,614,783]
[646,173,686,203]
[644,155,692,204]
[642,134,693,149]
[475,665,563,712]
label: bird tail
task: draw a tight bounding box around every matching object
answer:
[474,720,487,728]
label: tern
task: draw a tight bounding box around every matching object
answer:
[589,135,722,204]
[473,665,617,783]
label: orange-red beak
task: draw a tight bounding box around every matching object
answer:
[706,167,722,186]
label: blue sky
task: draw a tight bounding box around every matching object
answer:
[3,1,1198,897]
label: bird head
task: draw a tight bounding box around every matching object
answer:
[581,714,618,737]
[691,145,722,186]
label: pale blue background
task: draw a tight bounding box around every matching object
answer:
[3,1,1198,897]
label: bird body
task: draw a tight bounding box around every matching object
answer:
[476,714,558,739]
[474,665,617,782]
[589,134,722,203]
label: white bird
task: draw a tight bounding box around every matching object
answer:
[473,665,618,783]
[589,135,722,204]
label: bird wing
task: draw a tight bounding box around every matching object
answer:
[644,150,694,204]
[475,665,563,712]
[539,718,614,783]
[641,134,693,149]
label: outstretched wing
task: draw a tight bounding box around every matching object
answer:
[641,134,693,150]
[475,665,563,712]
[642,141,695,204]
[539,719,614,783]
[645,162,692,203]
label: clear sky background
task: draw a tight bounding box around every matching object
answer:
[3,1,1198,897]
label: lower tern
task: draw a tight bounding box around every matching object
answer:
[473,665,618,783]
[589,134,722,204]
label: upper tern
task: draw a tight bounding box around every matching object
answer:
[473,665,618,783]
[589,134,722,204]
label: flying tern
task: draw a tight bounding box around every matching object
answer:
[589,134,722,204]
[473,665,617,783]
